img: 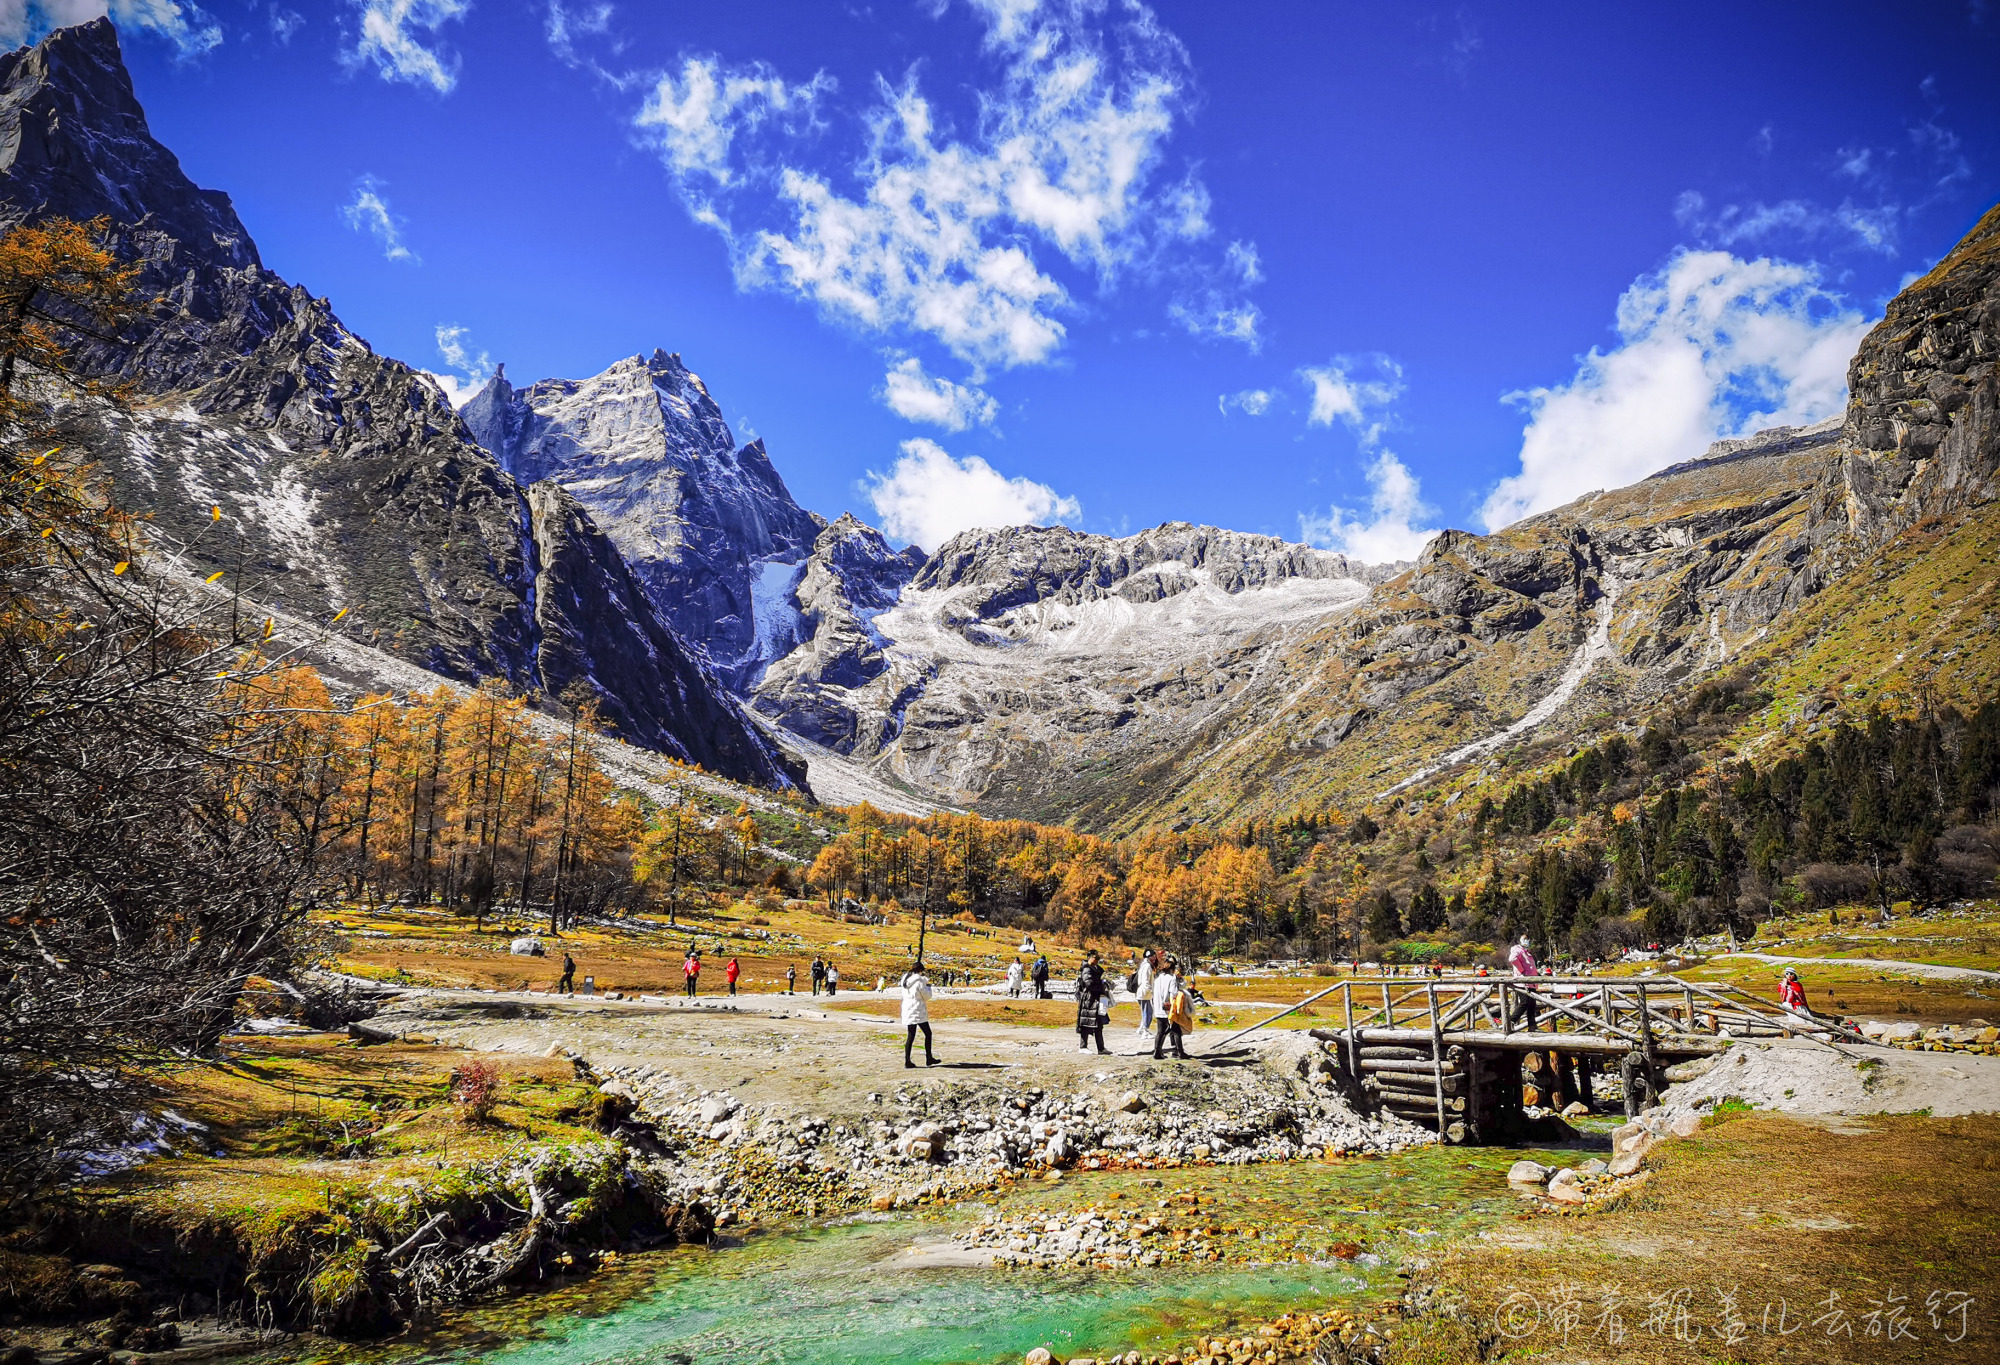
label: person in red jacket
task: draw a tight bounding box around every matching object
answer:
[725,957,740,996]
[1779,966,1808,1013]
[684,952,700,998]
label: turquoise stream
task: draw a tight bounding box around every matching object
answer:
[296,1145,1587,1365]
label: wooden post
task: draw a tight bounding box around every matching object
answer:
[1500,980,1513,1034]
[1343,983,1358,1096]
[1635,982,1657,1081]
[1427,984,1448,1140]
[1682,985,1696,1037]
[1381,982,1392,1028]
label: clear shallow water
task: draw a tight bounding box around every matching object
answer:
[300,1144,1592,1365]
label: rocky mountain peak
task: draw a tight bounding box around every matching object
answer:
[0,19,257,273]
[459,347,824,679]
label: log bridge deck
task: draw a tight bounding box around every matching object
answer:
[1211,975,1866,1145]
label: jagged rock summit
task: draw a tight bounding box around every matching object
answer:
[0,19,800,789]
[461,349,824,684]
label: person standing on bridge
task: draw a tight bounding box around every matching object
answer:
[1006,958,1025,997]
[826,961,840,995]
[684,951,701,999]
[811,956,826,995]
[1031,954,1050,999]
[1508,935,1541,1031]
[725,956,740,996]
[901,961,938,1068]
[558,951,576,995]
[785,963,797,995]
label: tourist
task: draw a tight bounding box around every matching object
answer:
[725,957,740,996]
[1075,952,1110,1054]
[1135,948,1157,1036]
[785,963,797,995]
[1508,935,1539,1030]
[811,956,826,995]
[1779,966,1809,1014]
[558,951,576,995]
[1006,958,1024,997]
[827,962,840,995]
[684,951,701,998]
[1031,954,1050,999]
[901,960,938,1068]
[1152,955,1191,1060]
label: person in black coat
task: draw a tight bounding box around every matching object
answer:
[1074,952,1109,1054]
[1031,955,1050,999]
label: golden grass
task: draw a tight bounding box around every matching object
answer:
[1391,1112,2000,1364]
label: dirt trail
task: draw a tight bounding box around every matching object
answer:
[1720,951,2000,982]
[373,987,1271,1122]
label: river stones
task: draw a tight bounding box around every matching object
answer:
[1506,1160,1551,1184]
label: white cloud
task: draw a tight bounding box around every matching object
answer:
[1294,354,1436,563]
[865,437,1080,552]
[1673,190,1900,256]
[1300,353,1403,437]
[340,176,419,263]
[1481,248,1870,530]
[0,0,222,56]
[1170,238,1265,348]
[633,0,1251,369]
[635,56,830,188]
[1299,451,1436,563]
[343,0,468,94]
[881,356,998,430]
[268,4,300,42]
[425,324,492,407]
[1218,388,1273,416]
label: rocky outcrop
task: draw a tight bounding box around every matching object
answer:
[1821,202,2000,552]
[751,513,926,747]
[461,352,824,683]
[0,20,799,788]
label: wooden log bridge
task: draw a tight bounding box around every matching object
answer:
[1207,974,1867,1146]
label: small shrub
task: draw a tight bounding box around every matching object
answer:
[450,1059,503,1124]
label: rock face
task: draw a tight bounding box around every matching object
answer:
[461,353,825,683]
[746,521,1395,816]
[0,20,798,787]
[1821,202,2000,553]
[751,513,927,748]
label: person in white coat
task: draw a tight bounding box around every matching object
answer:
[901,961,938,1068]
[1006,957,1025,998]
[1134,949,1157,1036]
[1151,955,1189,1059]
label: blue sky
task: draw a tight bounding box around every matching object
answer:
[31,0,2000,558]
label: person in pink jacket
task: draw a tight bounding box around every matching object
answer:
[1507,935,1541,1031]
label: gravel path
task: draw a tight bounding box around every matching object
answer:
[1719,952,2000,982]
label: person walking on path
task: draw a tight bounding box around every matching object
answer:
[901,961,938,1068]
[1152,956,1190,1059]
[1006,958,1025,998]
[785,964,797,995]
[811,957,826,996]
[683,951,701,999]
[1031,954,1050,999]
[1135,949,1157,1037]
[725,957,740,996]
[1075,952,1110,1054]
[1507,935,1540,1031]
[558,951,576,995]
[1779,966,1810,1014]
[826,962,840,995]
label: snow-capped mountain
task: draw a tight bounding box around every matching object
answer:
[461,352,824,685]
[0,20,801,788]
[12,18,1996,827]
